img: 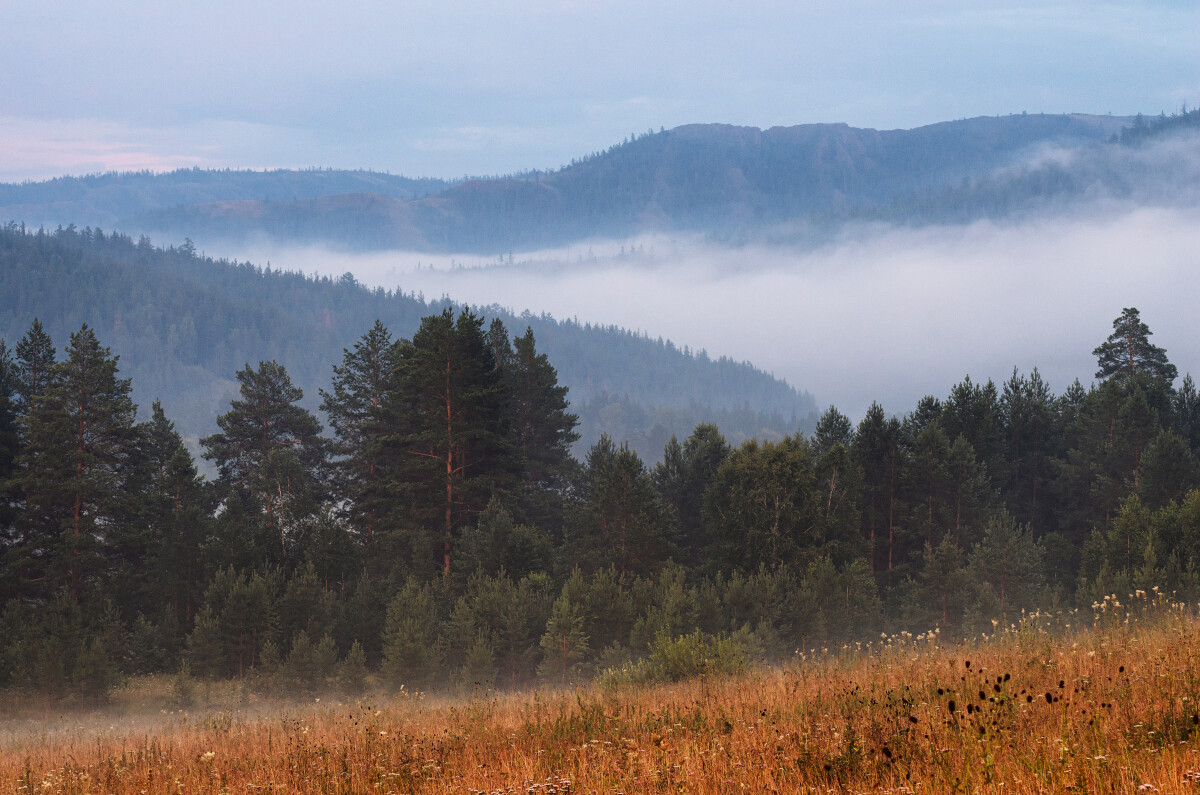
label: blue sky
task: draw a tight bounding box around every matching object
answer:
[2,0,1197,181]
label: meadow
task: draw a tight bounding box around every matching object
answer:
[4,594,1200,794]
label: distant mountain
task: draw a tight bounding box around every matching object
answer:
[0,224,814,461]
[0,168,451,231]
[0,114,1129,253]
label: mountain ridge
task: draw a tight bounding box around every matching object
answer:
[0,113,1133,253]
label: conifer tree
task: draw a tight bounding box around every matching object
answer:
[0,342,19,592]
[507,325,580,490]
[14,326,139,600]
[703,435,819,572]
[13,319,57,417]
[384,308,515,575]
[567,434,675,576]
[319,320,397,550]
[1094,307,1177,386]
[853,403,902,576]
[202,361,328,561]
[537,593,589,685]
[653,423,729,565]
[968,512,1044,614]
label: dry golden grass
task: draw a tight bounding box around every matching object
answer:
[6,596,1200,793]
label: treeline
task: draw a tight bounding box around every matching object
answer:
[1,306,1198,700]
[0,223,812,460]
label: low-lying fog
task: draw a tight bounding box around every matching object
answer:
[214,205,1200,420]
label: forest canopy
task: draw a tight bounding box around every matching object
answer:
[1,303,1197,698]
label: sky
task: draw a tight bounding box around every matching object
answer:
[2,1,1198,182]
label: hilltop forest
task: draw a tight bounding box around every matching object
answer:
[1,303,1198,698]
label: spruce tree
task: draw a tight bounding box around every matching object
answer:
[319,320,397,551]
[13,318,57,417]
[506,326,580,490]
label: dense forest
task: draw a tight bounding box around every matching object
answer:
[1,304,1197,699]
[0,224,812,461]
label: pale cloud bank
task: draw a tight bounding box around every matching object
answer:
[216,205,1200,420]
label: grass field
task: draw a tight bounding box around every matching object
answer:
[5,595,1200,793]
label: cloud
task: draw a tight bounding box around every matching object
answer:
[208,203,1200,422]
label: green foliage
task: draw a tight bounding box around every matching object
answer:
[202,361,329,563]
[381,579,441,689]
[566,435,676,576]
[277,631,338,693]
[3,300,1200,693]
[337,640,369,694]
[0,591,124,699]
[382,308,516,575]
[537,593,590,686]
[601,630,747,687]
[703,434,822,572]
[185,568,277,678]
[1094,308,1178,386]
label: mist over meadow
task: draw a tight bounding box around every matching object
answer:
[210,201,1200,420]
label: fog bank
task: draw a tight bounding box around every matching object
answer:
[215,206,1200,420]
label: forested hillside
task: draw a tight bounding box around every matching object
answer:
[125,114,1125,252]
[1,304,1197,699]
[0,169,451,232]
[0,114,1127,254]
[859,107,1200,227]
[0,224,813,458]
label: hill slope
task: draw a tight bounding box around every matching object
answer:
[0,169,451,231]
[0,224,814,459]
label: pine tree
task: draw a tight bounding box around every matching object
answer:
[941,375,1002,473]
[15,326,139,599]
[113,401,209,624]
[1173,374,1200,452]
[968,512,1044,614]
[202,361,328,561]
[853,403,902,577]
[381,578,441,689]
[1094,307,1177,386]
[702,435,819,573]
[812,408,862,559]
[384,309,515,575]
[507,325,580,488]
[998,368,1058,533]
